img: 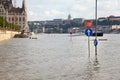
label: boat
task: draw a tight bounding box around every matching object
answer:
[92,30,103,36]
[29,32,37,39]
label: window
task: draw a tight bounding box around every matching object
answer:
[19,17,21,21]
[23,17,25,21]
[9,17,11,21]
[12,17,14,21]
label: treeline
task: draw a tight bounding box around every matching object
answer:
[0,16,20,31]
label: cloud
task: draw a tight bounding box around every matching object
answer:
[28,11,35,16]
[98,0,119,10]
[70,0,95,19]
[16,0,120,21]
[72,4,87,11]
[45,10,64,16]
[41,10,65,20]
[97,0,120,17]
[27,11,40,21]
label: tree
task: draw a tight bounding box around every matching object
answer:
[0,16,20,31]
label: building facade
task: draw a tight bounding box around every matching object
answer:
[0,0,29,32]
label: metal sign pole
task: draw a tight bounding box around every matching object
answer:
[85,29,93,61]
[95,0,98,61]
[88,36,90,60]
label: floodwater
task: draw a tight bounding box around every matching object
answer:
[0,34,120,80]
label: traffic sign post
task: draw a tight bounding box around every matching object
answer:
[84,20,93,61]
[88,36,90,59]
[85,28,93,60]
[94,39,98,47]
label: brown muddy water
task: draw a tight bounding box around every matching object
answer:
[0,34,120,80]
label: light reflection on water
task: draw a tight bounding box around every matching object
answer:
[0,34,120,80]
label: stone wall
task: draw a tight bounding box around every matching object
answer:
[0,30,18,42]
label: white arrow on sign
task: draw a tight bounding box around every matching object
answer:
[87,29,91,36]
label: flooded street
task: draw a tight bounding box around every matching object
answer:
[0,34,120,80]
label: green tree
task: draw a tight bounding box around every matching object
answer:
[0,16,20,31]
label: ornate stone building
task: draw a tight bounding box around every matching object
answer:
[0,0,29,32]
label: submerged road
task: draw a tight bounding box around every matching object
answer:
[0,34,120,80]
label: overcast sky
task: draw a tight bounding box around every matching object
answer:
[17,0,120,21]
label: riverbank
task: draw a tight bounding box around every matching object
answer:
[0,30,19,42]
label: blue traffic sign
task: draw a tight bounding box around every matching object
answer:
[85,28,93,36]
[94,39,98,46]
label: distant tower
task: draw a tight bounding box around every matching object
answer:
[22,0,29,32]
[13,0,16,8]
[22,0,26,10]
[68,14,71,20]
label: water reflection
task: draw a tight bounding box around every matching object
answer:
[83,58,100,80]
[93,57,100,71]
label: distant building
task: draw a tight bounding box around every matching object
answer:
[53,19,63,24]
[111,25,120,30]
[68,14,71,20]
[0,0,29,32]
[108,16,120,21]
[98,17,107,21]
[73,18,84,23]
